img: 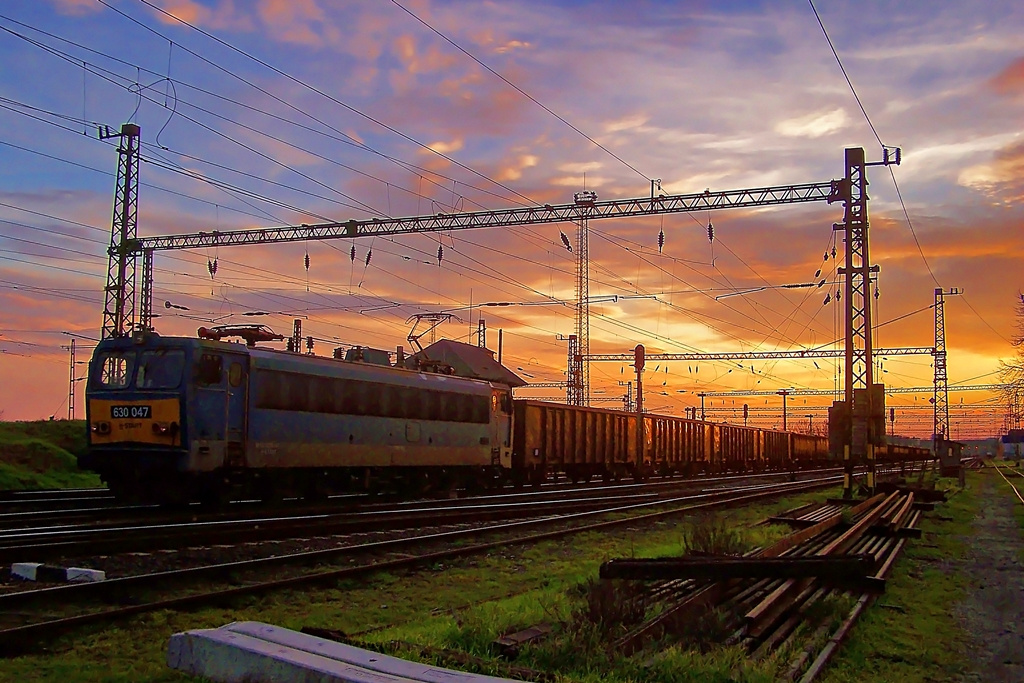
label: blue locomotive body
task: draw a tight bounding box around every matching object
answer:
[83,332,512,503]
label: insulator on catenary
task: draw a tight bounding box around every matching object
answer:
[365,249,372,266]
[814,268,821,278]
[350,246,356,262]
[437,244,443,266]
[658,229,665,253]
[207,258,218,277]
[823,293,832,305]
[559,231,572,252]
[707,222,714,242]
[304,253,310,271]
[831,246,837,258]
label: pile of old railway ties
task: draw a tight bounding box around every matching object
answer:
[596,483,943,682]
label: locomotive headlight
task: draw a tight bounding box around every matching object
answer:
[92,422,111,435]
[152,421,180,437]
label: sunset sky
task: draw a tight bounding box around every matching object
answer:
[1,0,1022,438]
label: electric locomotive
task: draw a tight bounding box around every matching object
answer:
[83,330,514,504]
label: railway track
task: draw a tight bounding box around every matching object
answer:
[0,472,848,655]
[0,468,852,554]
[0,488,114,514]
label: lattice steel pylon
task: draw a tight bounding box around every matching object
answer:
[101,123,141,339]
[569,191,596,406]
[566,334,582,405]
[933,287,961,442]
[837,147,876,494]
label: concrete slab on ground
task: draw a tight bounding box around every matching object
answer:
[167,621,534,683]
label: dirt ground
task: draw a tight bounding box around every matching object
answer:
[955,470,1024,682]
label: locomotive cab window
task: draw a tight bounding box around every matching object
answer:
[194,354,223,385]
[136,349,185,389]
[93,351,135,390]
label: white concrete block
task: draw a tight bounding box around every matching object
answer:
[66,567,106,582]
[167,622,532,683]
[167,628,410,682]
[224,622,520,682]
[11,562,42,581]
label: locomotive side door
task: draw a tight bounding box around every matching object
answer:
[492,389,513,468]
[224,354,249,467]
[193,351,227,471]
[193,350,248,470]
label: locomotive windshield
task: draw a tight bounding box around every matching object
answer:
[136,349,186,389]
[92,350,136,390]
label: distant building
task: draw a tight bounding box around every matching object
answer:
[1002,429,1024,460]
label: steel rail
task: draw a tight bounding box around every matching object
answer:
[0,468,850,555]
[0,467,841,531]
[991,464,1024,505]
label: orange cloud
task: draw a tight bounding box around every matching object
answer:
[990,56,1024,96]
[49,0,99,15]
[258,0,327,46]
[958,140,1024,203]
[148,0,254,32]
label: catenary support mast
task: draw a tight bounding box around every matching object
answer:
[100,123,141,339]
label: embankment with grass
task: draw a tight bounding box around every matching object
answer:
[0,420,101,490]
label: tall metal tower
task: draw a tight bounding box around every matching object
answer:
[838,147,876,494]
[569,191,596,406]
[67,338,76,421]
[933,287,961,442]
[566,334,581,404]
[100,123,141,339]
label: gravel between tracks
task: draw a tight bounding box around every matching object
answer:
[955,470,1024,682]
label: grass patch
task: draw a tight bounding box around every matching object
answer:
[818,471,981,682]
[0,420,100,489]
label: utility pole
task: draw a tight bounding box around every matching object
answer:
[619,380,634,412]
[698,392,706,421]
[833,146,899,496]
[778,389,790,431]
[571,191,596,407]
[933,287,961,447]
[100,123,141,339]
[477,318,486,348]
[67,339,76,420]
[634,344,645,477]
[806,413,813,435]
[566,334,581,405]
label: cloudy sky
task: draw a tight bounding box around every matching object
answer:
[0,0,1021,437]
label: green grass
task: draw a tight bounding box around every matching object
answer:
[0,419,100,489]
[818,474,979,683]
[0,488,836,682]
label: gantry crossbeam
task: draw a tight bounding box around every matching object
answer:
[129,181,839,254]
[586,347,933,363]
